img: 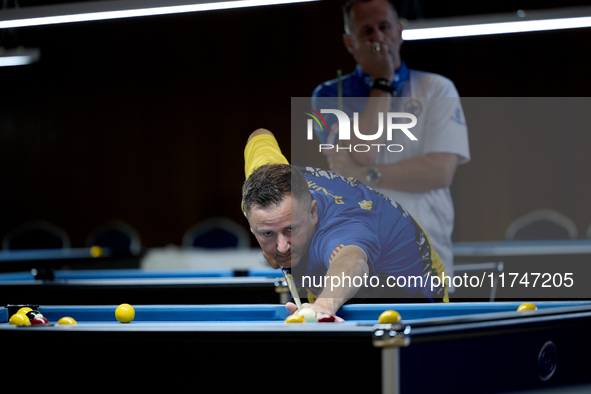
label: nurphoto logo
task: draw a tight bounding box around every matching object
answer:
[304,108,418,153]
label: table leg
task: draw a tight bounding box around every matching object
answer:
[279,292,289,304]
[382,347,400,394]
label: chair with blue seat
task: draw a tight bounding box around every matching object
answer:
[2,220,71,250]
[85,220,142,255]
[183,217,250,249]
[505,209,578,241]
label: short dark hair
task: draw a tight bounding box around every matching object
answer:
[342,0,398,34]
[242,164,311,217]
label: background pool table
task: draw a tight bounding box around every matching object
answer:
[452,240,591,300]
[0,267,288,305]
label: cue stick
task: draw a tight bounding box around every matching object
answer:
[337,69,343,111]
[282,268,303,310]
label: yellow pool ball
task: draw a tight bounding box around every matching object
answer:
[17,307,33,315]
[9,313,31,326]
[57,317,77,325]
[378,310,401,324]
[89,245,103,258]
[284,314,305,323]
[517,303,537,312]
[115,303,135,323]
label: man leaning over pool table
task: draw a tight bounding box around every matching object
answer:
[242,129,448,322]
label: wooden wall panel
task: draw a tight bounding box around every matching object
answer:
[1,0,590,247]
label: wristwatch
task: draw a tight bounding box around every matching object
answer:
[371,78,395,96]
[366,166,381,186]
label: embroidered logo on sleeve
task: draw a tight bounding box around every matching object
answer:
[451,107,466,125]
[358,200,373,210]
[329,244,345,263]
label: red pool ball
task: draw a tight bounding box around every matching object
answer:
[30,316,50,325]
[317,313,336,323]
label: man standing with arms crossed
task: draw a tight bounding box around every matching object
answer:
[312,0,470,281]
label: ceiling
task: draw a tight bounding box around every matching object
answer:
[2,0,591,19]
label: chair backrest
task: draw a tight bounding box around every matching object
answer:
[505,209,578,241]
[2,221,71,250]
[183,217,250,249]
[86,220,142,255]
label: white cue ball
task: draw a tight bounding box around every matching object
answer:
[296,308,317,323]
